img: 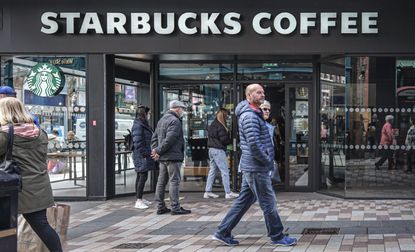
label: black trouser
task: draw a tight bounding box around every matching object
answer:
[407,149,414,171]
[375,149,394,169]
[135,171,148,199]
[22,209,62,252]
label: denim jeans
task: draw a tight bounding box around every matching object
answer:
[23,209,62,252]
[205,148,231,193]
[155,161,182,211]
[216,171,284,242]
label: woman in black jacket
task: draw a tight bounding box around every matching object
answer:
[132,105,156,209]
[204,108,239,199]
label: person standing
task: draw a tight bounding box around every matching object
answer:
[405,116,415,173]
[260,100,281,185]
[204,108,239,199]
[375,115,395,170]
[151,100,191,215]
[212,84,297,247]
[0,97,62,252]
[132,105,156,209]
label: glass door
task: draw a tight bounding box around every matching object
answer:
[113,57,151,195]
[159,83,234,192]
[286,86,311,189]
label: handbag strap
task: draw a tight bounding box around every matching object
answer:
[5,124,14,161]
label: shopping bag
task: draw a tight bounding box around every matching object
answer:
[17,204,71,252]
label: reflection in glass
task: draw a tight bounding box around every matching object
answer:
[1,56,87,197]
[320,56,415,198]
[160,84,233,192]
[288,87,309,187]
[238,62,312,81]
[159,63,234,81]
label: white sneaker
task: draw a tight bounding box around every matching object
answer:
[142,199,152,205]
[204,192,219,199]
[134,200,148,209]
[225,192,239,199]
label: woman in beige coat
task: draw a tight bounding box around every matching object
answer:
[0,97,62,252]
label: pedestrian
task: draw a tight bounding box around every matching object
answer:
[375,115,395,170]
[0,97,62,252]
[260,100,281,185]
[132,105,156,209]
[405,116,415,173]
[0,85,17,98]
[204,108,239,199]
[0,85,40,126]
[151,100,191,215]
[212,84,297,247]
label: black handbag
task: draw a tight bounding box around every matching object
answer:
[0,124,22,190]
[271,161,281,185]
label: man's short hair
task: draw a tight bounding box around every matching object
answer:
[245,83,263,96]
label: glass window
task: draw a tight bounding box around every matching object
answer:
[237,62,312,81]
[320,56,415,198]
[320,59,346,197]
[159,63,234,81]
[160,84,234,192]
[1,55,87,197]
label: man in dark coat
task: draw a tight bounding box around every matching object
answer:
[212,84,297,247]
[151,100,191,215]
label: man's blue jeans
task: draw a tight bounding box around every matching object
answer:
[215,171,285,242]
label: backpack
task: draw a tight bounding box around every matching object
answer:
[124,129,134,151]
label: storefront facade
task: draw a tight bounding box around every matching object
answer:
[1,0,414,199]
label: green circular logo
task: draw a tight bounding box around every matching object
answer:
[26,63,65,97]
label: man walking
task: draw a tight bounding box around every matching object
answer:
[212,84,297,246]
[151,100,191,215]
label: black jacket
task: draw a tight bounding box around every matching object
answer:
[208,119,231,150]
[151,110,184,161]
[132,118,156,172]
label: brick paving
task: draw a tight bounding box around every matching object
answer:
[63,193,415,251]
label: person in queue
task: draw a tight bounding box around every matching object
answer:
[132,105,156,209]
[0,97,62,251]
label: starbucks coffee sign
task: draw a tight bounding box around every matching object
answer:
[26,63,65,97]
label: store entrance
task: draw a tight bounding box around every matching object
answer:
[237,83,311,190]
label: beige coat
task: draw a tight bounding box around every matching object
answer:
[0,128,54,214]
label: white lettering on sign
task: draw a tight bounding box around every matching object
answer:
[131,13,151,34]
[223,12,241,35]
[154,13,175,34]
[40,11,379,36]
[320,13,337,34]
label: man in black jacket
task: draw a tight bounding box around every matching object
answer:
[151,100,191,215]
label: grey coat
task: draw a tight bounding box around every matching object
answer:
[0,128,54,214]
[151,110,184,161]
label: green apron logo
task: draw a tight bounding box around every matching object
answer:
[26,63,65,97]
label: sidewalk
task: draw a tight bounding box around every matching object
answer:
[64,192,415,252]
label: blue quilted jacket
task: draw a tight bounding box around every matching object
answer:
[236,100,274,173]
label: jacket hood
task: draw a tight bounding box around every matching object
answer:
[235,100,251,117]
[235,100,262,118]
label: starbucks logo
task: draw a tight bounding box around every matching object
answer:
[26,63,65,97]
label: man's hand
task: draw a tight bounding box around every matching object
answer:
[151,149,160,160]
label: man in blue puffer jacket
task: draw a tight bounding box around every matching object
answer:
[212,83,297,247]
